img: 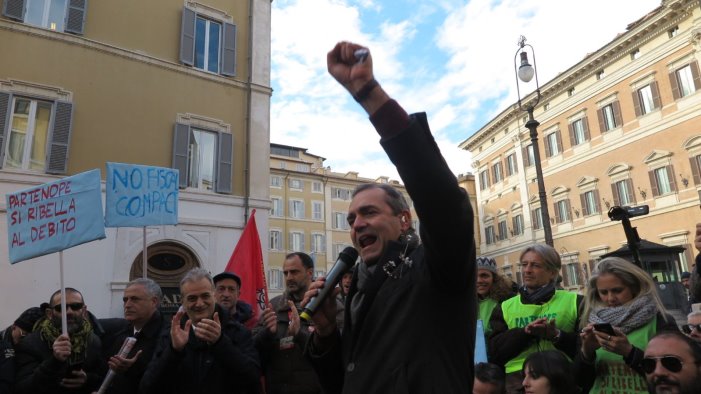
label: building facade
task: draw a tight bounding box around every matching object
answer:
[0,0,272,323]
[267,143,419,297]
[461,0,701,292]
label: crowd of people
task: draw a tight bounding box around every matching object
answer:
[2,42,701,394]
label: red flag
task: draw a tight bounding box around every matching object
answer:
[225,209,268,329]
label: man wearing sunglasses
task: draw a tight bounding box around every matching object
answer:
[682,311,701,343]
[13,288,105,394]
[644,331,701,394]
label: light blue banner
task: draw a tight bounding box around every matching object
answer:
[6,169,106,264]
[105,162,179,227]
[475,319,488,364]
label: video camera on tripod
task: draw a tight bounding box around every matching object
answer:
[608,205,649,267]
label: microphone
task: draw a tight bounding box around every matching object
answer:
[300,246,358,321]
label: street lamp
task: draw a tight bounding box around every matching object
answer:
[514,35,553,246]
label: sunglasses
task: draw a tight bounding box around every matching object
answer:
[682,324,701,334]
[641,356,684,374]
[52,303,84,312]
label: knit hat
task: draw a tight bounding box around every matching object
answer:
[476,256,497,274]
[14,307,44,333]
[681,271,691,279]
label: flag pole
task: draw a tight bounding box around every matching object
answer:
[142,226,147,278]
[59,250,68,336]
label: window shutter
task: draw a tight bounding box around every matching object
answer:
[2,0,24,20]
[667,165,677,192]
[301,234,305,252]
[580,193,588,216]
[46,101,73,174]
[484,168,490,187]
[180,7,196,66]
[562,264,570,287]
[554,202,560,223]
[593,189,600,214]
[612,101,622,127]
[650,81,661,109]
[215,132,232,193]
[288,233,293,251]
[522,147,529,167]
[491,166,497,184]
[691,156,701,185]
[221,22,237,76]
[544,134,551,157]
[64,0,87,35]
[172,123,190,188]
[582,116,590,141]
[611,183,620,206]
[567,122,575,146]
[632,90,642,117]
[565,199,571,221]
[626,179,636,204]
[648,170,659,197]
[669,70,681,99]
[597,108,606,132]
[690,61,701,91]
[556,131,563,154]
[0,92,11,168]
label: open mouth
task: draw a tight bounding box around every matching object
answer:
[358,235,377,248]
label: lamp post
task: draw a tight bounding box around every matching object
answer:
[514,36,553,246]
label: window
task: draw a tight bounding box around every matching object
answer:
[289,232,305,252]
[479,169,490,190]
[270,176,282,187]
[333,243,353,257]
[506,153,518,176]
[569,118,589,146]
[269,269,283,290]
[512,214,524,236]
[691,154,701,186]
[288,178,303,190]
[312,201,323,220]
[173,123,232,193]
[332,187,352,200]
[671,63,701,99]
[498,220,508,241]
[554,199,571,223]
[545,131,561,157]
[180,7,236,76]
[0,94,73,174]
[271,197,283,217]
[598,102,621,132]
[269,230,282,250]
[296,163,310,172]
[2,0,86,34]
[649,166,677,196]
[532,207,543,230]
[279,162,286,169]
[312,181,322,193]
[580,190,600,216]
[485,226,496,245]
[333,212,349,230]
[564,263,581,287]
[523,145,535,167]
[289,200,305,219]
[311,233,324,253]
[612,179,635,206]
[492,162,503,183]
[633,83,660,116]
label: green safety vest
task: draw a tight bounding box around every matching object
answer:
[501,290,578,373]
[589,316,657,394]
[478,297,498,337]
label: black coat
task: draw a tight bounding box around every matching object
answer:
[139,305,260,394]
[13,329,105,394]
[307,110,476,393]
[0,328,15,394]
[99,311,168,394]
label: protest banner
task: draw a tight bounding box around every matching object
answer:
[6,169,105,264]
[105,162,179,227]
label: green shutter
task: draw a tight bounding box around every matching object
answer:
[46,101,73,174]
[180,7,196,66]
[221,22,237,76]
[64,0,87,35]
[2,0,25,21]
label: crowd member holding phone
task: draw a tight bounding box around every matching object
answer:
[574,257,678,393]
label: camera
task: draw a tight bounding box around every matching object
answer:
[608,205,649,221]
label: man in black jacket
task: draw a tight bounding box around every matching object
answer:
[213,271,253,326]
[139,268,260,394]
[100,278,167,394]
[304,42,476,393]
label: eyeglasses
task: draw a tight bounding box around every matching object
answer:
[682,324,701,334]
[52,303,84,312]
[641,356,684,374]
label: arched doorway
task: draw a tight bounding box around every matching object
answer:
[130,241,200,316]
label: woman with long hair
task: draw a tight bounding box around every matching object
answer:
[574,257,678,393]
[476,256,515,337]
[522,350,579,394]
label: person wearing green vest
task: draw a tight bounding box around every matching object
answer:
[477,256,515,338]
[573,257,678,394]
[488,244,583,394]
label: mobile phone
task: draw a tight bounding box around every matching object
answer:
[593,323,615,336]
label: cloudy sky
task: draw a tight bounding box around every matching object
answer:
[270,0,661,181]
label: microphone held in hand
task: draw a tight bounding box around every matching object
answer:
[300,246,358,321]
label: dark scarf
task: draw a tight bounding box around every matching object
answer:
[519,281,556,305]
[38,317,93,364]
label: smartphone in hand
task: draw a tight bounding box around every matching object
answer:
[593,323,615,336]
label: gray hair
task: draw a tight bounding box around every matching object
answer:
[127,278,163,306]
[519,243,561,274]
[352,183,410,215]
[179,268,214,294]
